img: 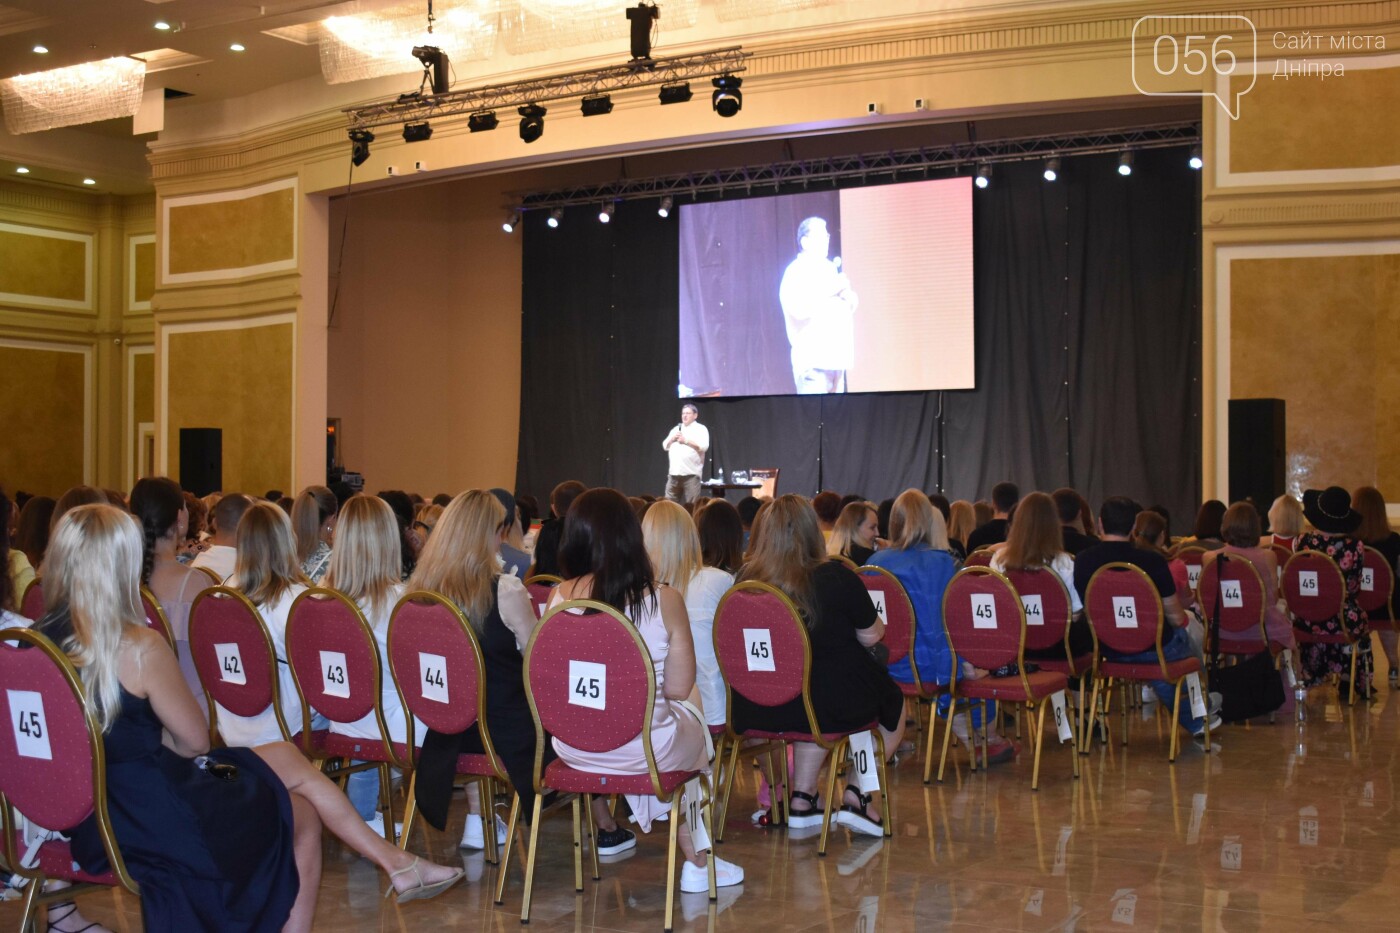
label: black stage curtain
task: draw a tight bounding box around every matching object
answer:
[517,146,1200,521]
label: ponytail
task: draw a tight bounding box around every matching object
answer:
[129,477,185,585]
[290,486,338,565]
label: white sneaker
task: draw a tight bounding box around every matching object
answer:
[365,813,403,839]
[460,813,509,850]
[680,855,745,893]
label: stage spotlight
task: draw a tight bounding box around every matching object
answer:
[1043,157,1061,182]
[502,211,521,233]
[598,202,615,224]
[518,104,546,143]
[711,75,742,117]
[411,45,450,94]
[581,94,613,117]
[402,122,432,143]
[348,128,374,167]
[627,3,659,60]
[659,82,692,105]
[974,164,991,189]
[1188,146,1203,170]
[657,195,673,218]
[547,208,563,229]
[468,110,498,132]
[1117,151,1134,176]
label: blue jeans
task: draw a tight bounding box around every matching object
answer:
[347,764,380,820]
[1106,626,1207,731]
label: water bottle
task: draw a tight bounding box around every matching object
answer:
[1294,684,1307,723]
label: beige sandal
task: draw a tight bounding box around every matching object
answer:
[383,856,465,903]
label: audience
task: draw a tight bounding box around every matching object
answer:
[696,497,745,574]
[191,492,254,582]
[811,490,843,536]
[1053,487,1100,556]
[1295,487,1373,700]
[1264,494,1304,551]
[490,488,531,578]
[376,490,419,579]
[15,494,55,571]
[827,500,879,566]
[180,491,209,559]
[991,491,1090,658]
[1130,510,1197,618]
[946,499,976,559]
[967,482,1018,552]
[290,486,339,583]
[530,479,586,577]
[1354,486,1400,683]
[972,499,994,530]
[1183,499,1227,550]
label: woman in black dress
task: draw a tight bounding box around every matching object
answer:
[1354,486,1400,684]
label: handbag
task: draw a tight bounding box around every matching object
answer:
[1207,556,1285,722]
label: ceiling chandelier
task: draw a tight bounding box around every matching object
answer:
[1,56,145,135]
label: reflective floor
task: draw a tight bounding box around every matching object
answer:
[11,657,1400,932]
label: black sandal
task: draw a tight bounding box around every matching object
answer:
[46,902,102,933]
[837,784,883,837]
[787,790,823,827]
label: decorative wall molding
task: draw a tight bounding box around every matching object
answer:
[1206,198,1400,227]
[127,233,155,312]
[0,221,94,313]
[161,177,299,284]
[124,342,154,491]
[0,336,94,483]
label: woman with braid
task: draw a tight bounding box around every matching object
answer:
[129,476,211,718]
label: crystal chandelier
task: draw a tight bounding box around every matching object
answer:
[320,0,498,85]
[714,0,835,23]
[1,56,145,134]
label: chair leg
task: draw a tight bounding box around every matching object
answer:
[584,793,600,881]
[482,778,500,866]
[982,702,992,769]
[494,792,522,906]
[1168,682,1183,762]
[664,790,682,933]
[702,775,718,900]
[818,739,844,857]
[377,762,395,844]
[873,730,892,836]
[570,796,584,893]
[1030,700,1047,791]
[921,700,939,784]
[715,735,742,842]
[1349,646,1358,706]
[1082,678,1099,755]
[520,794,545,923]
[1120,683,1129,746]
[17,874,41,933]
[937,705,956,783]
[399,770,419,851]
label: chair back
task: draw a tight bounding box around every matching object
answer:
[140,586,177,652]
[1357,547,1396,622]
[387,591,485,740]
[1002,566,1075,653]
[1197,554,1268,641]
[285,588,394,758]
[0,628,136,892]
[1175,546,1208,598]
[524,574,561,619]
[1281,550,1346,624]
[188,586,286,734]
[857,566,915,667]
[1084,562,1165,657]
[941,567,1025,675]
[193,565,222,584]
[964,548,994,568]
[749,467,779,499]
[713,581,811,714]
[20,579,43,621]
[524,600,658,787]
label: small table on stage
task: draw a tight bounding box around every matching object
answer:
[702,481,762,500]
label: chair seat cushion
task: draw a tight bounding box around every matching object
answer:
[1035,654,1094,677]
[737,722,880,745]
[1293,628,1349,645]
[1217,639,1268,656]
[291,729,332,757]
[899,681,947,699]
[389,743,498,777]
[708,724,727,737]
[958,670,1068,701]
[542,759,696,796]
[1100,657,1202,682]
[322,733,392,760]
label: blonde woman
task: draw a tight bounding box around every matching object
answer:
[643,500,734,727]
[406,490,537,850]
[291,485,338,583]
[1264,494,1304,551]
[947,499,977,558]
[30,506,462,931]
[827,500,879,566]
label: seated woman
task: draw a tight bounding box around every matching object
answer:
[405,489,542,851]
[644,500,734,730]
[1264,494,1304,552]
[291,485,339,583]
[1294,487,1372,699]
[35,505,462,932]
[827,500,880,566]
[1132,510,1199,619]
[550,488,743,892]
[1202,501,1295,652]
[1354,486,1400,685]
[1181,499,1227,551]
[739,494,907,833]
[989,491,1089,657]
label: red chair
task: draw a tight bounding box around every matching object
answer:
[140,585,178,654]
[524,574,561,620]
[386,590,521,895]
[1175,546,1208,603]
[188,586,326,750]
[285,588,412,843]
[965,549,994,568]
[0,628,139,931]
[1003,567,1093,753]
[1198,555,1272,656]
[1358,547,1397,632]
[1282,550,1356,702]
[192,565,222,585]
[712,581,891,856]
[939,568,1077,790]
[20,579,44,621]
[522,599,715,930]
[1269,544,1293,587]
[856,566,948,783]
[1085,563,1211,761]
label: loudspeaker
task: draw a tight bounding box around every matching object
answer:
[1228,399,1285,512]
[179,428,223,497]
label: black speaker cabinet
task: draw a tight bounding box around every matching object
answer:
[1228,399,1285,512]
[179,428,223,497]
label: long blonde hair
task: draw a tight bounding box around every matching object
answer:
[642,500,702,599]
[43,504,146,732]
[290,485,338,563]
[827,501,876,558]
[235,502,309,607]
[737,494,826,624]
[947,499,976,545]
[407,490,504,630]
[324,495,402,623]
[889,489,949,551]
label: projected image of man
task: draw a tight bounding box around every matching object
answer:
[662,403,709,504]
[779,216,858,394]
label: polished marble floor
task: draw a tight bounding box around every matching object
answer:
[11,656,1400,932]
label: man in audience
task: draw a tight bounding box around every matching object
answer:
[966,482,1019,552]
[191,493,253,582]
[1073,496,1221,736]
[1053,487,1100,556]
[736,495,762,550]
[811,491,842,537]
[662,402,709,505]
[490,488,531,579]
[532,480,586,577]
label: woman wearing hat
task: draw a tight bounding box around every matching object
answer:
[1296,486,1372,700]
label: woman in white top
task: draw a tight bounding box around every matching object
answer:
[644,500,734,728]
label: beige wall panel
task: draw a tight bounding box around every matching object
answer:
[326,177,520,496]
[166,322,294,495]
[1230,66,1400,173]
[1230,254,1400,495]
[0,345,86,496]
[133,241,156,304]
[134,351,155,424]
[0,228,87,302]
[166,187,296,276]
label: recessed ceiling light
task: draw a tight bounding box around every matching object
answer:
[32,45,48,54]
[154,21,171,31]
[82,178,96,185]
[229,42,245,52]
[16,167,30,174]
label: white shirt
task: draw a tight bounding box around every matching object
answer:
[684,566,734,726]
[191,545,237,583]
[215,584,308,748]
[332,583,426,748]
[989,551,1083,614]
[779,251,857,372]
[662,421,709,477]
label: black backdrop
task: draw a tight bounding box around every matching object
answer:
[517,147,1200,521]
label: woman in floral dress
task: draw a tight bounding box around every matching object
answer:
[1295,486,1371,699]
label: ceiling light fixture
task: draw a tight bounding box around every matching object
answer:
[711,74,742,117]
[402,121,432,142]
[411,45,450,95]
[1188,146,1203,170]
[1117,151,1134,176]
[154,21,171,32]
[229,43,246,52]
[32,45,48,55]
[580,94,613,117]
[502,211,521,233]
[598,202,615,223]
[82,177,96,185]
[547,208,563,228]
[467,110,498,132]
[626,3,659,61]
[15,166,30,174]
[1043,157,1061,182]
[348,128,374,166]
[974,164,991,188]
[518,103,546,143]
[658,82,692,105]
[657,195,673,218]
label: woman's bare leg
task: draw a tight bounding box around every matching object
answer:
[282,795,322,933]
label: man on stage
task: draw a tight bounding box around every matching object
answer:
[779,216,858,394]
[662,403,709,504]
